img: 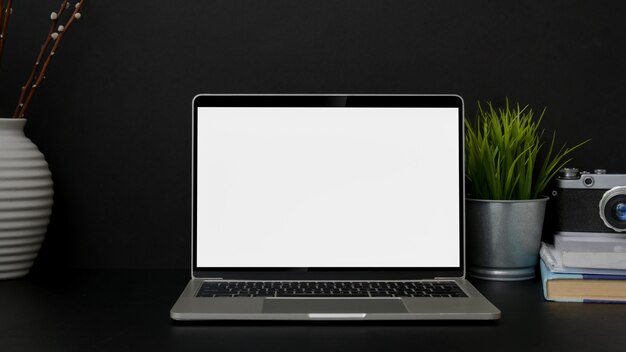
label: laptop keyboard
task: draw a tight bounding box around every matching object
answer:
[196,281,467,298]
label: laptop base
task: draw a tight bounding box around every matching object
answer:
[170,278,501,320]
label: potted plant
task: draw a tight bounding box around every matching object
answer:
[465,99,588,281]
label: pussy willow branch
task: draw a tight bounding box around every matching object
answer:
[14,0,84,119]
[0,0,13,65]
[12,0,69,118]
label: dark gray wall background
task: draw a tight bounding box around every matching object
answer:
[0,1,624,269]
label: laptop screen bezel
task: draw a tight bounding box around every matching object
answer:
[192,94,465,280]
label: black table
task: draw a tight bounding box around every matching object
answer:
[1,270,625,352]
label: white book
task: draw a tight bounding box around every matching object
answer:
[539,243,626,275]
[554,235,626,270]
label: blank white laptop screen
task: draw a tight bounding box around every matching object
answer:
[196,107,460,268]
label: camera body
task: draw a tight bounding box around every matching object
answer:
[553,168,626,236]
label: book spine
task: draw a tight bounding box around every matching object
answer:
[540,260,551,301]
[540,243,557,269]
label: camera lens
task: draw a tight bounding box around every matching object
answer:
[614,203,626,221]
[599,186,626,232]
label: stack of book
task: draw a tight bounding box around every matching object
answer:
[540,235,626,303]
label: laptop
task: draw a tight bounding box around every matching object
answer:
[170,94,501,320]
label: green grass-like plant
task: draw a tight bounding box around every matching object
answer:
[465,99,589,200]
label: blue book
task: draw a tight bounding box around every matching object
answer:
[540,259,626,303]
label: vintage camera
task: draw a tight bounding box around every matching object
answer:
[553,168,626,236]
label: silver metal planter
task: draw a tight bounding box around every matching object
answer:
[466,197,548,281]
[0,119,53,279]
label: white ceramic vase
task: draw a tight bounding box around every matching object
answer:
[0,118,53,279]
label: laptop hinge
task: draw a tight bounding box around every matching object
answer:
[202,278,223,280]
[434,277,459,280]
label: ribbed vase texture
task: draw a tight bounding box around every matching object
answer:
[0,119,53,279]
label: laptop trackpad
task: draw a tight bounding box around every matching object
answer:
[263,299,408,313]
